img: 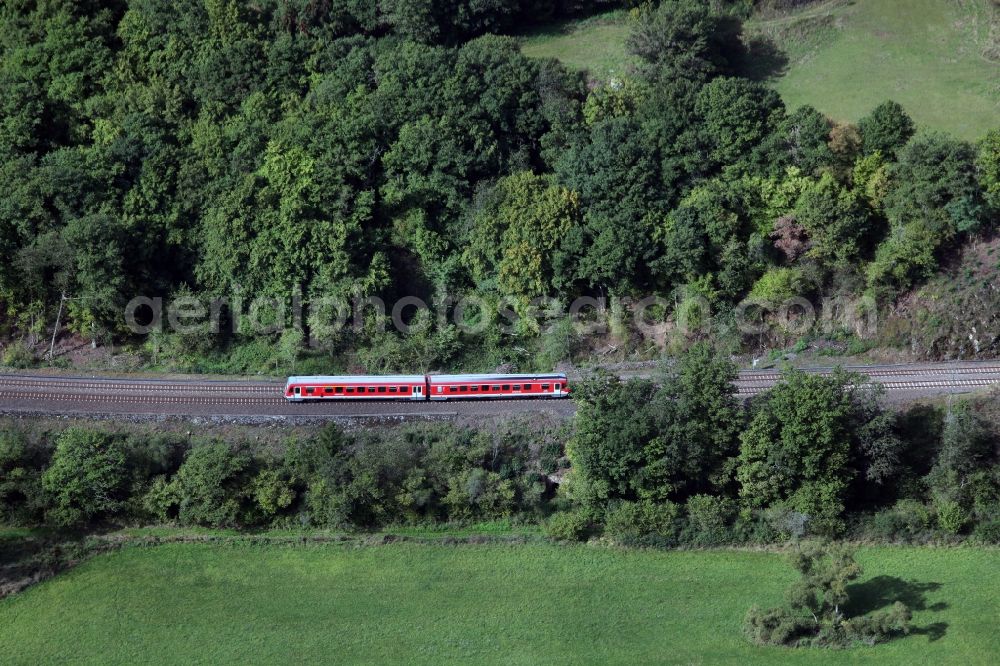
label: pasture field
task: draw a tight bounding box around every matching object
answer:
[753,0,999,141]
[0,541,995,664]
[518,10,636,80]
[517,0,999,140]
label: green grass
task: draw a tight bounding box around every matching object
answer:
[0,542,996,664]
[518,2,998,140]
[749,0,999,140]
[518,10,636,80]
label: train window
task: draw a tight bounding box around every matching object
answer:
[400,386,410,393]
[470,386,478,392]
[492,385,500,391]
[306,387,314,394]
[335,387,344,393]
[378,386,387,393]
[368,387,376,393]
[324,387,333,394]
[502,384,510,391]
[460,386,468,392]
[389,387,397,393]
[512,384,521,391]
[346,387,354,393]
[448,386,457,392]
[542,384,550,390]
[481,385,489,392]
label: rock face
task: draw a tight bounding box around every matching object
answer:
[881,242,1000,360]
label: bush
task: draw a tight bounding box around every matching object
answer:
[0,430,45,525]
[744,543,911,648]
[683,495,736,545]
[972,519,1000,544]
[864,500,933,541]
[2,341,35,369]
[142,475,181,523]
[603,500,680,546]
[761,504,811,541]
[41,429,130,526]
[174,443,255,527]
[934,497,969,534]
[545,510,594,542]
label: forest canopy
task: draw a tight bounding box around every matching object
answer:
[0,0,996,371]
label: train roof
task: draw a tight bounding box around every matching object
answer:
[286,375,425,384]
[428,373,567,383]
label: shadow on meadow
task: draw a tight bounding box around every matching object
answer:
[0,528,108,600]
[845,575,949,642]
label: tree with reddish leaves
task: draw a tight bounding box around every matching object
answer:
[771,214,811,263]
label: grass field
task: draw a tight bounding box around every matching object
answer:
[518,10,636,80]
[516,1,999,140]
[751,0,999,141]
[0,542,996,664]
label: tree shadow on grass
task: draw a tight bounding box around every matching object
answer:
[0,527,111,599]
[845,575,949,642]
[734,35,790,82]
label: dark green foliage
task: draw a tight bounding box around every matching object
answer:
[172,443,256,528]
[744,543,912,648]
[41,428,130,526]
[771,105,833,175]
[0,0,992,362]
[924,404,999,533]
[858,101,915,159]
[794,173,878,267]
[626,0,740,83]
[737,370,892,535]
[0,429,45,524]
[694,76,785,174]
[862,500,933,542]
[555,117,664,292]
[276,422,553,528]
[683,494,737,545]
[602,499,681,546]
[645,343,742,499]
[565,371,659,505]
[869,133,989,295]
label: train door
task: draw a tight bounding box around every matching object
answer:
[413,384,422,400]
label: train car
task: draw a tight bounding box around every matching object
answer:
[284,375,427,402]
[427,373,569,400]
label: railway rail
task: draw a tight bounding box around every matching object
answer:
[1,361,999,419]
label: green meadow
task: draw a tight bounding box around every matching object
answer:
[0,542,995,664]
[517,0,999,140]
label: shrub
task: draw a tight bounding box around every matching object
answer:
[864,500,933,541]
[252,469,296,517]
[972,519,1000,544]
[174,443,255,527]
[934,497,969,534]
[603,500,680,546]
[744,542,911,648]
[761,504,811,541]
[41,429,130,526]
[545,510,594,542]
[142,475,181,523]
[0,430,45,525]
[748,267,807,303]
[2,341,35,369]
[683,494,736,545]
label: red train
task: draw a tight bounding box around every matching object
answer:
[284,373,570,402]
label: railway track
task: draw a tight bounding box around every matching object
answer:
[1,362,999,419]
